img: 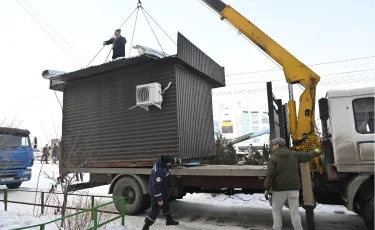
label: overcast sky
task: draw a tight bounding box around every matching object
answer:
[0,0,374,146]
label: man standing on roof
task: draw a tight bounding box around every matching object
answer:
[142,155,180,230]
[103,29,127,60]
[264,138,322,230]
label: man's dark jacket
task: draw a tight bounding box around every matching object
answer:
[264,146,318,191]
[149,158,170,202]
[104,36,127,59]
[52,145,58,157]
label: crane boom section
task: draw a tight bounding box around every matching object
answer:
[222,6,321,87]
[202,0,321,144]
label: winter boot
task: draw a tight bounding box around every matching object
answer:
[142,218,153,230]
[166,215,179,226]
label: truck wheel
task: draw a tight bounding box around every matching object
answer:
[361,191,374,230]
[6,182,22,189]
[113,177,144,215]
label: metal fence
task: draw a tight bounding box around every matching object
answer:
[0,189,125,230]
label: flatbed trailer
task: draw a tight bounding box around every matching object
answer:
[69,164,268,215]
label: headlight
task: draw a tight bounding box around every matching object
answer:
[24,170,32,175]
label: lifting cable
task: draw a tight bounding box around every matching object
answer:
[141,7,177,46]
[140,7,165,55]
[87,0,177,66]
[86,5,139,67]
[128,2,141,57]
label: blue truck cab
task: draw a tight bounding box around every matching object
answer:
[0,127,35,189]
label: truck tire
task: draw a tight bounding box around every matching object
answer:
[113,177,144,215]
[6,182,22,189]
[361,191,374,230]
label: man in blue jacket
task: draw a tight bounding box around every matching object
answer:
[142,155,179,230]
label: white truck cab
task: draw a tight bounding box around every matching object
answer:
[327,87,374,172]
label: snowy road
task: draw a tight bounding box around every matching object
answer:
[0,163,367,230]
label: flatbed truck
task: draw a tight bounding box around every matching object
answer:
[55,1,374,229]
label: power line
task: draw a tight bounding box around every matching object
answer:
[23,0,87,63]
[219,72,375,88]
[226,67,375,83]
[309,56,375,67]
[306,62,374,72]
[16,0,84,66]
[227,61,375,80]
[212,75,375,96]
[225,68,375,85]
[19,0,86,64]
[226,56,375,76]
[224,74,374,87]
[324,68,375,76]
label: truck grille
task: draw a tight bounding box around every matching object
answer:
[0,173,17,178]
[0,160,24,168]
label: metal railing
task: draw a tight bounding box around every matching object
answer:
[1,189,125,230]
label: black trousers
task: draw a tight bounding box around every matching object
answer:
[146,194,170,224]
[41,154,48,163]
[75,173,83,181]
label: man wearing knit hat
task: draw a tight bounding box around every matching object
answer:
[142,155,180,230]
[103,29,127,60]
[264,137,322,230]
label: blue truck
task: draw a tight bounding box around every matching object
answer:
[0,127,35,189]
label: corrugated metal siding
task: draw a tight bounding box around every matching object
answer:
[61,62,179,167]
[175,65,216,159]
[177,32,225,87]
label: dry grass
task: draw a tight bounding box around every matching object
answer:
[39,191,112,230]
[62,194,111,230]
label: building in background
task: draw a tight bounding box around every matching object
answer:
[50,138,60,147]
[213,101,270,149]
[213,120,220,140]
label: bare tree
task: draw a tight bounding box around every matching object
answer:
[36,124,98,227]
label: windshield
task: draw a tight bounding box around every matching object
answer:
[0,134,30,148]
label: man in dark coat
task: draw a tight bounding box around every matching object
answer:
[52,143,58,164]
[142,155,179,230]
[264,138,322,230]
[41,144,49,164]
[103,29,127,60]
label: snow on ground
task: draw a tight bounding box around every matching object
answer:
[0,209,128,230]
[0,162,367,230]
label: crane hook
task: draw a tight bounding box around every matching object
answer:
[137,0,142,7]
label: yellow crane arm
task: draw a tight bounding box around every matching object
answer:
[201,0,321,146]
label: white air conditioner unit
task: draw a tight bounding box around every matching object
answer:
[135,82,163,111]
